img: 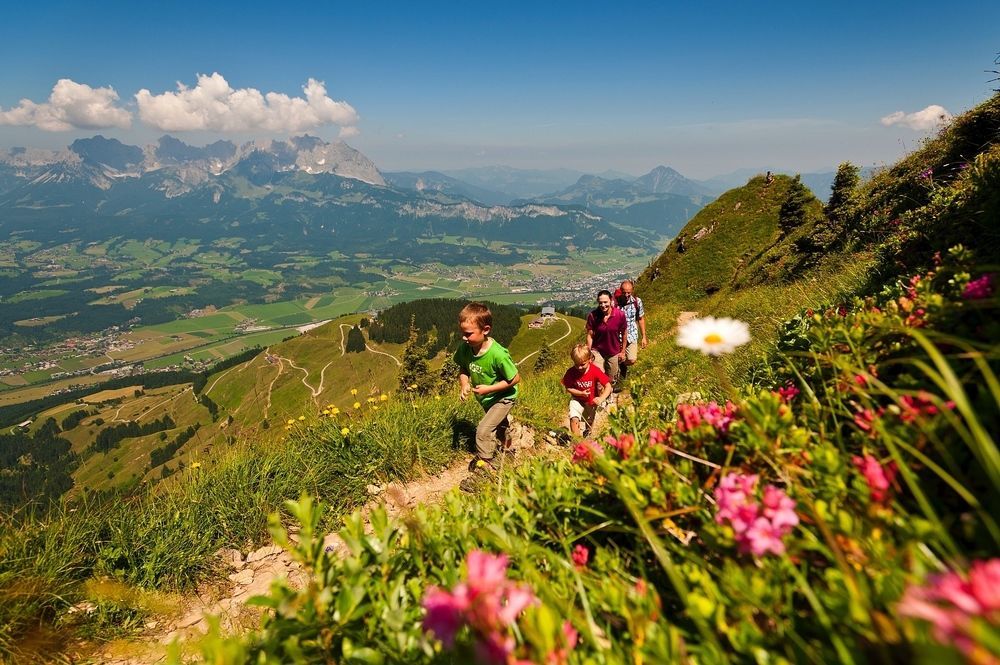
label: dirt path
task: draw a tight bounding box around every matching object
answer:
[261,349,283,417]
[134,387,191,423]
[364,343,402,366]
[94,423,539,665]
[516,316,573,366]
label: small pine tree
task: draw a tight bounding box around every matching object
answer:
[824,162,860,230]
[534,341,555,372]
[779,175,810,236]
[438,357,460,393]
[346,325,366,353]
[398,316,434,395]
[359,317,370,328]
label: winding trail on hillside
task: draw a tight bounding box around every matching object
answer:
[277,355,322,407]
[262,350,283,417]
[515,316,572,366]
[204,359,254,397]
[365,343,402,366]
[135,387,191,423]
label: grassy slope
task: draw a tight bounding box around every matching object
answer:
[55,310,584,493]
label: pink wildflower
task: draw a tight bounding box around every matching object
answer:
[544,621,580,665]
[422,550,538,661]
[714,473,797,557]
[898,559,1000,662]
[899,391,953,423]
[854,374,869,387]
[907,274,922,300]
[571,544,589,570]
[423,587,469,647]
[676,401,738,434]
[572,439,602,464]
[648,428,668,445]
[851,454,898,503]
[744,517,788,556]
[854,408,881,437]
[604,433,634,459]
[962,274,995,300]
[775,383,800,403]
[762,485,800,532]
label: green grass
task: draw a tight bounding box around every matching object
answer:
[5,289,68,304]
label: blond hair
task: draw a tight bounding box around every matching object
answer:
[570,343,591,364]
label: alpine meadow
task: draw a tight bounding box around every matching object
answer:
[0,4,998,664]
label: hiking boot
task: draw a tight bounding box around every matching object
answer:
[460,458,497,493]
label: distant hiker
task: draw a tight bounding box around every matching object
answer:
[454,302,520,492]
[765,170,774,184]
[562,343,612,437]
[616,279,647,381]
[586,290,627,391]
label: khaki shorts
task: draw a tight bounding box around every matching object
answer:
[624,340,639,363]
[568,399,597,426]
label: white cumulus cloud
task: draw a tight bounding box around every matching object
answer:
[0,79,132,131]
[880,104,953,131]
[135,73,359,134]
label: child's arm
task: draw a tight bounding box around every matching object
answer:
[473,372,519,396]
[458,370,471,401]
[595,380,613,405]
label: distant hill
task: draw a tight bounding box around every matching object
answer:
[383,170,509,205]
[440,166,594,199]
[520,165,714,236]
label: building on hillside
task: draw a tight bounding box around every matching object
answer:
[541,305,556,318]
[528,318,545,329]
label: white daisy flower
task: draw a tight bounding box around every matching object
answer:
[676,316,751,356]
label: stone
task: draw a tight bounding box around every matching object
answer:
[246,544,283,562]
[214,547,244,568]
[228,568,254,585]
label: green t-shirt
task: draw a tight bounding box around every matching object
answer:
[453,339,519,409]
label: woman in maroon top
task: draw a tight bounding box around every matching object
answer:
[586,290,627,389]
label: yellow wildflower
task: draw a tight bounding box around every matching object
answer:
[379,394,388,402]
[367,397,375,403]
[435,395,441,401]
[331,407,340,415]
[353,401,361,409]
[190,461,202,470]
[286,419,296,425]
[341,427,350,436]
[350,388,358,396]
[409,383,418,390]
[298,415,306,421]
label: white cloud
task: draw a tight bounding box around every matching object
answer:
[880,104,953,131]
[339,125,361,138]
[135,73,359,134]
[0,79,132,131]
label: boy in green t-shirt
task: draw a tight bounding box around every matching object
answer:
[454,302,520,491]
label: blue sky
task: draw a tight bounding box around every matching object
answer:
[1,0,996,177]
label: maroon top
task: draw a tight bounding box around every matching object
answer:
[586,307,627,356]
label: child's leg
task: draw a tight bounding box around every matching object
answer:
[583,404,598,434]
[476,399,515,461]
[568,399,584,436]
